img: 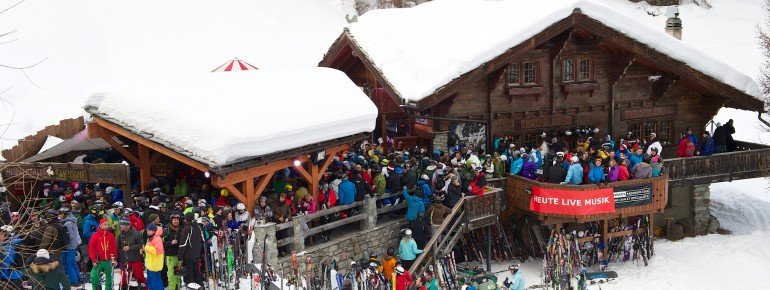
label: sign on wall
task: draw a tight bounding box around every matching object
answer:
[1,163,130,185]
[529,186,615,215]
[516,114,575,130]
[622,105,676,120]
[613,183,653,208]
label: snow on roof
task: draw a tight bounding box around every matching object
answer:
[347,0,763,102]
[85,68,378,168]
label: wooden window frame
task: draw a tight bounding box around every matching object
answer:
[523,62,539,85]
[578,58,592,81]
[563,59,575,82]
[507,63,521,86]
[628,119,673,144]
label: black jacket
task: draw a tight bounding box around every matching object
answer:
[546,165,568,184]
[178,214,203,260]
[163,225,181,256]
[117,228,143,262]
[713,125,727,145]
[401,170,418,192]
[386,172,402,194]
[445,183,462,208]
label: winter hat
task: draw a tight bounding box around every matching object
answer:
[421,174,430,180]
[148,214,159,223]
[394,167,404,174]
[99,219,109,226]
[404,229,412,237]
[36,249,50,260]
[119,217,131,226]
[105,186,114,194]
[395,266,405,274]
[570,156,579,163]
[146,223,158,232]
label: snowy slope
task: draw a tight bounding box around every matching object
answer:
[347,0,762,102]
[86,68,378,168]
[0,0,347,154]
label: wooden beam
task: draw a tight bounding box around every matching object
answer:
[149,152,163,167]
[253,172,274,208]
[650,73,678,101]
[91,117,210,172]
[225,183,248,208]
[244,178,255,214]
[138,144,151,192]
[212,156,309,188]
[103,137,140,165]
[294,162,313,184]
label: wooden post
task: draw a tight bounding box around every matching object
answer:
[138,144,151,192]
[244,178,255,214]
[602,219,609,256]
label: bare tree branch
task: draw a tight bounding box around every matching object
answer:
[0,0,25,15]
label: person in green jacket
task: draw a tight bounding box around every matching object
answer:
[425,271,439,290]
[173,179,189,198]
[373,171,386,197]
[28,249,71,290]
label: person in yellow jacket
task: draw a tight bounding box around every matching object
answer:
[143,224,165,290]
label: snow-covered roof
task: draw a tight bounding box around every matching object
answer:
[347,0,763,103]
[84,68,378,168]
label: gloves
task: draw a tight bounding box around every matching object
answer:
[503,277,511,288]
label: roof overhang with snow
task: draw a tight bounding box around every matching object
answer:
[320,0,765,112]
[84,68,378,174]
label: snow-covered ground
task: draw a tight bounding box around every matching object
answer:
[491,178,770,290]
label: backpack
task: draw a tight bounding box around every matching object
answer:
[53,222,71,250]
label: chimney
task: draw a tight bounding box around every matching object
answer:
[665,6,682,40]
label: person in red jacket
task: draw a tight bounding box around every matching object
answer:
[126,209,144,231]
[617,158,631,181]
[677,134,695,157]
[394,265,412,290]
[89,219,117,290]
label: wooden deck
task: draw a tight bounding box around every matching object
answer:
[665,141,770,187]
[505,175,668,225]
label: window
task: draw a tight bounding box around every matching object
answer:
[523,62,538,84]
[563,60,575,82]
[578,59,591,81]
[523,133,539,149]
[629,120,672,144]
[507,63,520,85]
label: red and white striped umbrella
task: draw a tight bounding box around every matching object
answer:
[211,57,258,72]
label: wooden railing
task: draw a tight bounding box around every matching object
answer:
[665,141,770,186]
[408,188,503,276]
[274,199,366,249]
[505,175,668,224]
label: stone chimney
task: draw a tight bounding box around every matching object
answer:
[665,6,682,40]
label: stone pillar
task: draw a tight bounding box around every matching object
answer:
[252,222,278,268]
[432,131,449,154]
[293,218,306,252]
[691,184,716,234]
[361,196,378,231]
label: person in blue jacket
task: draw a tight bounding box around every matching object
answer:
[402,187,425,222]
[561,156,584,185]
[686,127,700,150]
[416,175,432,206]
[588,158,606,184]
[509,151,523,175]
[398,229,423,270]
[82,204,102,241]
[0,225,24,289]
[503,264,525,290]
[629,148,644,169]
[337,175,357,206]
[699,131,715,156]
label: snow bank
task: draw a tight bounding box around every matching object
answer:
[348,0,762,102]
[85,68,378,168]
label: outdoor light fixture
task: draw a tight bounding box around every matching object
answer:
[204,171,210,178]
[293,160,302,167]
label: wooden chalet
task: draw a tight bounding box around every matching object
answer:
[319,1,770,251]
[320,4,765,155]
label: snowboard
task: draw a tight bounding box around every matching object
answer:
[585,271,618,280]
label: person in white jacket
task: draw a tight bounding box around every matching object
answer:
[646,133,663,156]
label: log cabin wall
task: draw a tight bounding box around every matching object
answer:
[438,29,725,153]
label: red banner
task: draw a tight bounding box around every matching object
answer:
[529,186,615,215]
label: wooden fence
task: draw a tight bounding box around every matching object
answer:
[665,141,770,186]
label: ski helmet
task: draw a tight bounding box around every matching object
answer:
[236,203,246,211]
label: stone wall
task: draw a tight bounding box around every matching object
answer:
[274,219,408,275]
[432,131,449,154]
[654,184,719,236]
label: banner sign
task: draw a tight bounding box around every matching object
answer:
[613,183,653,208]
[1,163,130,184]
[529,186,615,215]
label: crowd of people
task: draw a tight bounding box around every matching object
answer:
[0,122,738,289]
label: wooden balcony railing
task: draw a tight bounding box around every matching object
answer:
[505,175,668,224]
[665,141,770,186]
